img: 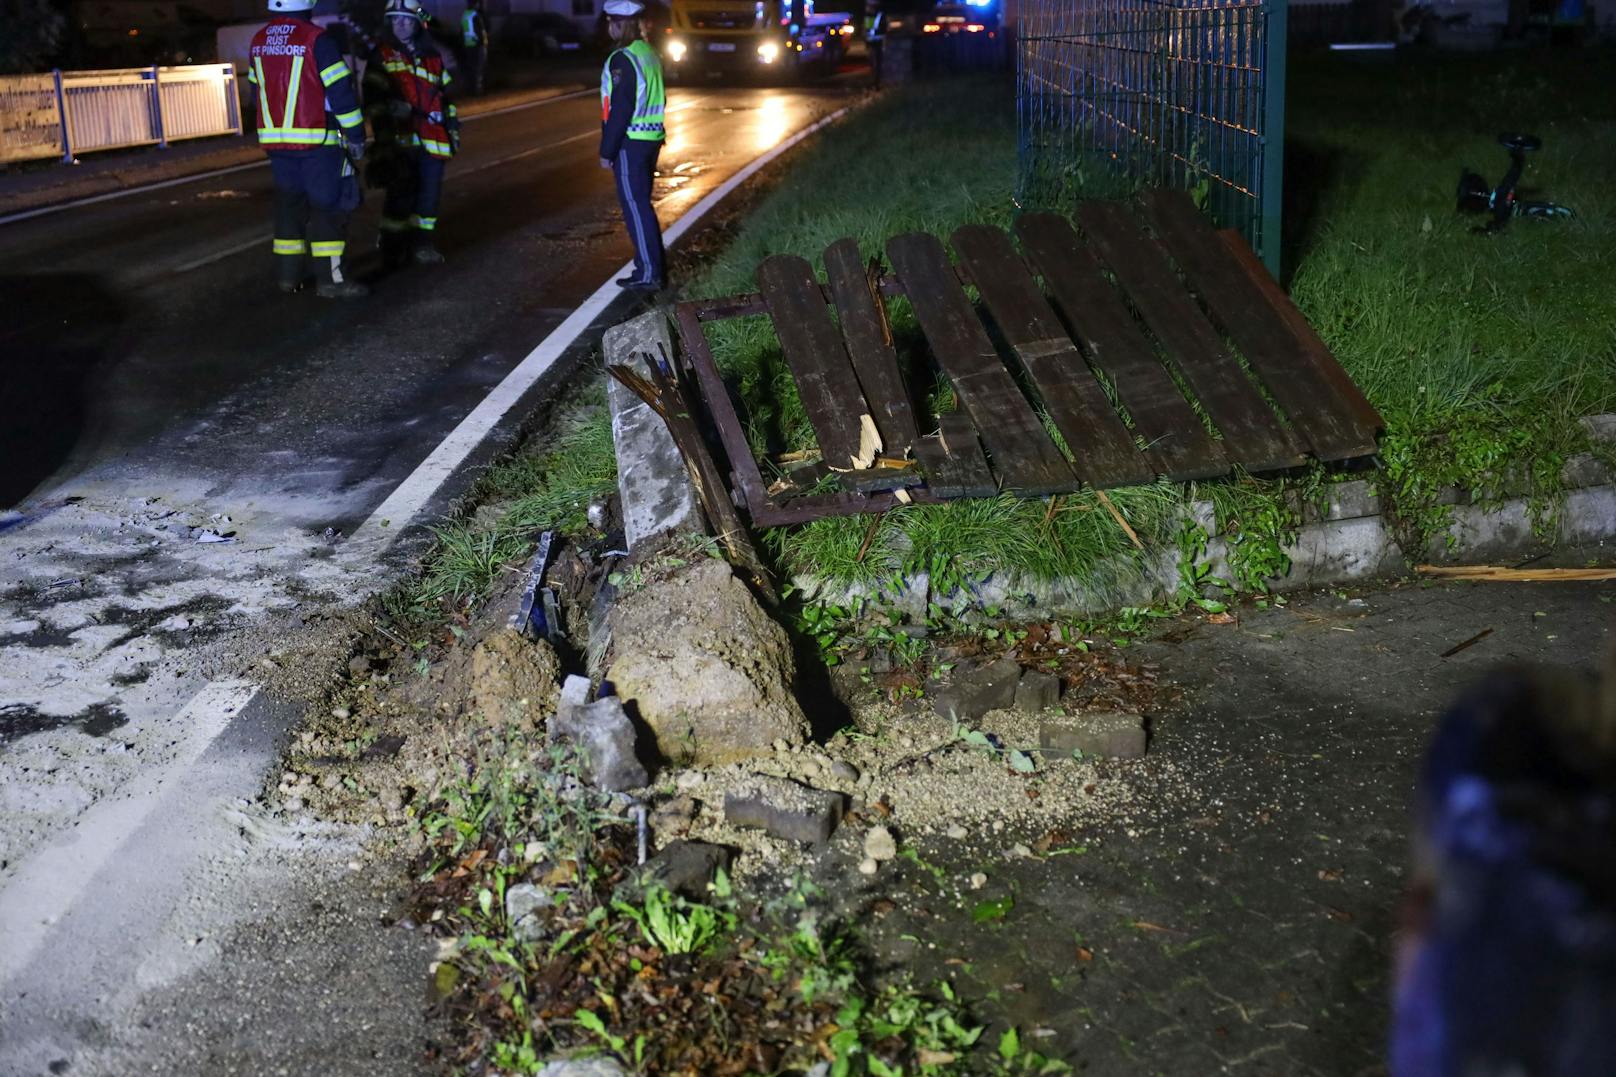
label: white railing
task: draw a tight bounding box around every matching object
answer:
[0,64,242,166]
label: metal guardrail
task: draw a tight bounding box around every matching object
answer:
[0,64,242,166]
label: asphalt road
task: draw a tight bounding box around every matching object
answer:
[0,75,857,1075]
[0,81,847,516]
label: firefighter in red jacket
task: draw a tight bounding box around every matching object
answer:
[248,0,369,298]
[364,0,459,267]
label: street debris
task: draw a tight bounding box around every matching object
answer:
[723,775,845,845]
[1040,711,1149,759]
[1440,627,1494,658]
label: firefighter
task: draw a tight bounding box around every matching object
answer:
[599,0,665,292]
[365,0,459,267]
[248,0,368,298]
[460,0,489,96]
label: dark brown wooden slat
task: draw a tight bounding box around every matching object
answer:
[1075,201,1306,472]
[1013,214,1229,482]
[1213,226,1385,436]
[756,254,876,471]
[951,223,1159,488]
[885,232,1077,496]
[1141,191,1379,460]
[823,238,920,457]
[914,413,998,498]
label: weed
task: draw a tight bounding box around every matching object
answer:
[613,881,738,955]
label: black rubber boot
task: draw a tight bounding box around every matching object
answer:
[275,252,307,294]
[313,254,369,299]
[378,230,410,270]
[411,235,445,265]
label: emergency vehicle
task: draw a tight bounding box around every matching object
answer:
[661,0,854,81]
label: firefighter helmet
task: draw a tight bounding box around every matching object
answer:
[384,0,430,20]
[267,0,315,10]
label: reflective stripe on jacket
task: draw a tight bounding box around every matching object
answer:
[600,40,665,143]
[248,18,361,150]
[461,10,483,46]
[369,42,457,159]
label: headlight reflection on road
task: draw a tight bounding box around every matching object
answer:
[755,93,790,153]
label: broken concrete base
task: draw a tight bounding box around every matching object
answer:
[931,656,1021,721]
[724,775,845,845]
[548,682,648,792]
[1040,712,1148,759]
[607,558,810,766]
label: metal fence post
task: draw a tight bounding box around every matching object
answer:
[151,65,168,148]
[52,68,72,163]
[1260,0,1287,279]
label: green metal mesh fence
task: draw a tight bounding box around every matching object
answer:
[1016,0,1287,274]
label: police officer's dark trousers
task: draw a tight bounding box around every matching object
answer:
[613,140,664,286]
[269,144,357,289]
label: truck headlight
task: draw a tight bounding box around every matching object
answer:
[757,40,779,62]
[667,38,687,60]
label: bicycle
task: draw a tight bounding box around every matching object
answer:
[1456,133,1575,234]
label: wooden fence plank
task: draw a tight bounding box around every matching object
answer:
[756,254,878,471]
[1076,201,1305,472]
[823,238,920,457]
[886,231,1076,496]
[1141,191,1380,460]
[915,412,998,498]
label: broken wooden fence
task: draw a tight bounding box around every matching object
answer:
[661,191,1382,527]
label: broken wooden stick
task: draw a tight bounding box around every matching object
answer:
[607,347,776,602]
[1094,489,1144,551]
[1417,565,1616,582]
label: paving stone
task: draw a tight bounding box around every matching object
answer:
[1015,669,1061,713]
[1040,711,1147,759]
[724,775,845,844]
[932,656,1023,720]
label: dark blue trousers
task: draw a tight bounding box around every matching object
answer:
[268,145,359,262]
[613,140,664,286]
[381,147,446,232]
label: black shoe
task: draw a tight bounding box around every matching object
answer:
[412,240,446,266]
[316,279,371,299]
[616,276,663,292]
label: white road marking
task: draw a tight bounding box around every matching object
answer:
[343,104,851,554]
[170,232,269,274]
[459,129,597,177]
[0,678,260,983]
[0,87,595,229]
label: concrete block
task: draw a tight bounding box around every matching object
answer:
[1014,669,1061,713]
[605,311,700,551]
[724,775,845,844]
[932,656,1021,720]
[1040,712,1147,759]
[548,695,649,792]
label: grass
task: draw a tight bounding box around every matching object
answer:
[379,390,618,634]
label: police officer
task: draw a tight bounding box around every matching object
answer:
[365,0,459,267]
[248,0,368,298]
[598,0,666,292]
[460,0,489,96]
[865,0,885,88]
